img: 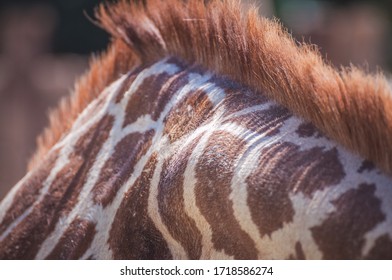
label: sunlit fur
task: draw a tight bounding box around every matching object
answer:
[29,0,392,176]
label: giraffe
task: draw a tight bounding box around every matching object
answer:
[1,0,392,259]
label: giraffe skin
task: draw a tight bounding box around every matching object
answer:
[0,58,391,259]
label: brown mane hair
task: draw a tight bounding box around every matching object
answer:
[29,0,392,175]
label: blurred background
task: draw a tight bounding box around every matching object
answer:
[0,0,391,200]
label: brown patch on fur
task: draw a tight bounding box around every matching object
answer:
[45,219,96,260]
[358,160,376,173]
[246,143,345,237]
[114,68,143,103]
[365,234,392,259]
[0,210,45,259]
[51,114,115,216]
[92,129,154,207]
[123,73,171,126]
[0,200,71,259]
[226,105,291,136]
[289,242,306,260]
[123,69,188,127]
[109,153,172,259]
[311,184,385,259]
[0,149,59,236]
[296,122,321,138]
[221,86,268,117]
[158,135,204,259]
[163,90,213,143]
[195,131,258,259]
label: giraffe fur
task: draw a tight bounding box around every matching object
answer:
[1,0,392,259]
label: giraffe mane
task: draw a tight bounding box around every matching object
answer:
[29,0,392,175]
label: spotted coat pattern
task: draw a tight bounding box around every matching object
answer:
[0,58,391,259]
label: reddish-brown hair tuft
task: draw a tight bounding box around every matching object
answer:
[29,0,392,175]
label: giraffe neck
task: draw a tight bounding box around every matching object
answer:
[0,58,391,259]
